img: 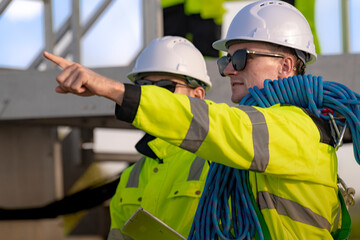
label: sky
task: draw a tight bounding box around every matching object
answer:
[0,0,143,68]
[0,0,360,196]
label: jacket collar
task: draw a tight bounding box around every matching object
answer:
[135,133,180,161]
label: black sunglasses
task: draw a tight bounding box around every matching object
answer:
[134,79,190,93]
[217,49,284,76]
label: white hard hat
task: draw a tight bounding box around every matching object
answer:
[128,36,212,90]
[213,0,317,64]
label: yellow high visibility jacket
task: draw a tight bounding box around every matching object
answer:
[108,134,209,239]
[161,0,225,24]
[115,84,340,239]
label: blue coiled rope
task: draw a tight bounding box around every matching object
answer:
[243,75,360,163]
[188,75,360,240]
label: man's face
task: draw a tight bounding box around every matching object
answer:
[223,42,284,103]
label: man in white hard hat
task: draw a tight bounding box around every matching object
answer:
[213,0,315,103]
[44,1,353,239]
[201,1,348,239]
[107,36,211,240]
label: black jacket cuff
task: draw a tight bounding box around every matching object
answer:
[115,84,141,123]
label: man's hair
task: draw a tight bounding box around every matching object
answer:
[267,43,306,75]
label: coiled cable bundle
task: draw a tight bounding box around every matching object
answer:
[188,164,263,240]
[188,75,360,240]
[242,75,360,164]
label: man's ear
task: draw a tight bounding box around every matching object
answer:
[193,86,206,100]
[278,56,295,79]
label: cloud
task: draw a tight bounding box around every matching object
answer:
[4,0,42,21]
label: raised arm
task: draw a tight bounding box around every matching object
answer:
[43,52,125,105]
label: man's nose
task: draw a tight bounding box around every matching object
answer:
[223,61,236,76]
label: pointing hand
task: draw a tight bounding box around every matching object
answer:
[43,52,125,104]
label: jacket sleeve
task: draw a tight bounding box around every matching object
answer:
[116,84,337,184]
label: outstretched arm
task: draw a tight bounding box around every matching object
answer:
[43,52,125,105]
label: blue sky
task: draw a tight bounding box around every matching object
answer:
[316,0,360,54]
[0,0,142,68]
[0,0,359,69]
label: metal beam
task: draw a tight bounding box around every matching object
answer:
[43,0,55,69]
[341,0,350,53]
[29,0,114,69]
[0,0,11,16]
[142,0,163,47]
[71,0,81,62]
[0,64,135,121]
[29,18,72,69]
[1,54,360,123]
[82,0,114,35]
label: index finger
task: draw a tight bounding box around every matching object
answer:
[43,51,74,69]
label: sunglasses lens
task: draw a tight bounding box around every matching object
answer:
[156,80,177,93]
[135,79,152,85]
[232,50,247,72]
[135,79,177,92]
[217,50,247,76]
[217,56,229,77]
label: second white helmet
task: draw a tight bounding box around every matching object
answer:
[213,0,317,64]
[128,36,212,90]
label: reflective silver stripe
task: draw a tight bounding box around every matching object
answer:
[237,106,269,172]
[258,191,331,230]
[187,156,206,181]
[180,97,209,153]
[332,200,341,232]
[126,157,145,188]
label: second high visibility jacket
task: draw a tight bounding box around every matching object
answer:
[115,84,340,239]
[108,133,209,239]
